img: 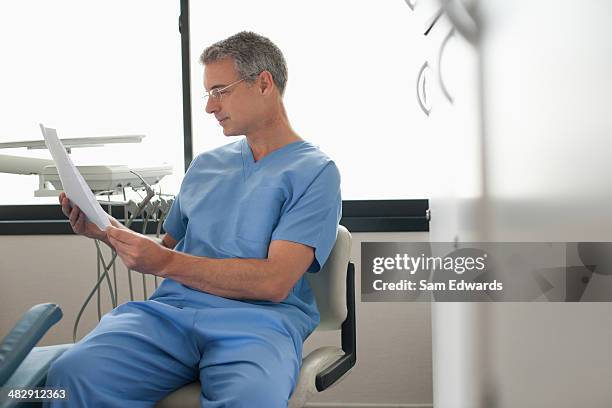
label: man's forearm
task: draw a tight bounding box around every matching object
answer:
[105,228,313,303]
[160,251,287,302]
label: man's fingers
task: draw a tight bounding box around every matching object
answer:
[72,209,84,234]
[76,211,86,231]
[69,205,79,225]
[60,197,71,218]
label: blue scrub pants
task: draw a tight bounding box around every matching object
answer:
[44,296,301,407]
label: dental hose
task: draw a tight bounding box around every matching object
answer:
[72,172,155,342]
[125,205,134,301]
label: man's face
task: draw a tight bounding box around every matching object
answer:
[203,58,260,137]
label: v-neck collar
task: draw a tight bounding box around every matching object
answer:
[241,138,305,180]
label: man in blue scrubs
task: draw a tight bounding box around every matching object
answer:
[47,31,341,407]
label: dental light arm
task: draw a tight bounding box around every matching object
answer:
[0,132,172,196]
[0,154,53,175]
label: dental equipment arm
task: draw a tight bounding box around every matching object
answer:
[0,154,53,175]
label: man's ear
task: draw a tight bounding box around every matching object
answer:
[258,70,275,95]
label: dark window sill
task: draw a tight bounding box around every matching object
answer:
[0,199,429,235]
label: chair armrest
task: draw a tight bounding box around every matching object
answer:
[0,304,63,385]
[315,263,356,391]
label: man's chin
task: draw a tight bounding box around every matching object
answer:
[222,128,242,137]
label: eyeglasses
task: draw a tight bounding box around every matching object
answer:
[203,78,245,102]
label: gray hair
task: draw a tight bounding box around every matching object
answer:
[200,31,288,96]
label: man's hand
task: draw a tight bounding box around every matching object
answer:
[59,192,116,240]
[106,226,174,275]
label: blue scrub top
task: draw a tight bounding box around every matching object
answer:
[152,137,342,343]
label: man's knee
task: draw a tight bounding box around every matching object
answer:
[46,346,96,385]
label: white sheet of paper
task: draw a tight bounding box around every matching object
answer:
[40,124,111,230]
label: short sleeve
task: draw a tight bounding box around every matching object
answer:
[162,154,205,242]
[271,162,342,272]
[162,192,187,242]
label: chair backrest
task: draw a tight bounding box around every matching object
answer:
[306,225,352,331]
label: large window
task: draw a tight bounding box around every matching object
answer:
[1,1,477,233]
[0,1,184,204]
[188,0,478,200]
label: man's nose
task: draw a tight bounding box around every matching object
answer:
[205,97,219,114]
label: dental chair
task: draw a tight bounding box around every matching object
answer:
[0,226,355,408]
[0,304,64,408]
[156,225,356,407]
